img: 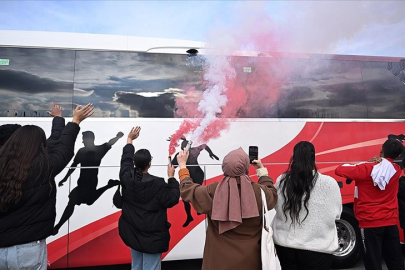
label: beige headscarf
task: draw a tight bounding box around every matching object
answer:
[211,147,259,234]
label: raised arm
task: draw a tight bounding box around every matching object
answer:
[46,103,66,151]
[49,104,94,177]
[158,165,180,208]
[108,131,124,146]
[177,149,216,214]
[335,162,370,182]
[253,159,278,209]
[120,127,140,185]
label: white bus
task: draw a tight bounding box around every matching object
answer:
[1,30,404,269]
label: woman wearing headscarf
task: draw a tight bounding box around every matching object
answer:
[273,141,342,270]
[177,147,277,270]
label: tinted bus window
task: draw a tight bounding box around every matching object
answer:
[1,47,404,119]
[0,48,75,117]
[277,59,368,118]
[362,61,405,119]
[73,51,202,118]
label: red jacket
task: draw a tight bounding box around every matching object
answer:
[335,158,401,228]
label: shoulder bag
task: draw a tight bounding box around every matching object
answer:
[260,187,281,270]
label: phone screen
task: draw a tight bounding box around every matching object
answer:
[249,146,259,163]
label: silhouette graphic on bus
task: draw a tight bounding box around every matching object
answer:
[171,137,219,227]
[53,131,124,235]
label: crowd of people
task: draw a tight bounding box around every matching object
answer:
[0,103,404,270]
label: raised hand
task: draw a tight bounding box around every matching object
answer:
[168,164,175,178]
[252,159,264,169]
[117,131,124,138]
[72,104,94,124]
[177,149,189,169]
[47,102,62,117]
[127,126,141,144]
[368,156,382,163]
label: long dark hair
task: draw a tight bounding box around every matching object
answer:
[133,149,152,181]
[280,141,318,226]
[0,125,51,212]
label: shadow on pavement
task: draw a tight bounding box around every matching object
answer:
[59,259,203,270]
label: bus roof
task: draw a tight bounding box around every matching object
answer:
[0,30,205,54]
[0,30,404,62]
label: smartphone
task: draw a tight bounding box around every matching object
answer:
[249,146,259,164]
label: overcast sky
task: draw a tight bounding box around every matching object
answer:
[0,1,404,57]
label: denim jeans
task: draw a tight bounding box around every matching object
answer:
[0,239,47,270]
[130,248,161,270]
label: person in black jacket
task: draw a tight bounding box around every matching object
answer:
[45,103,66,151]
[398,158,405,241]
[119,126,180,270]
[0,103,94,270]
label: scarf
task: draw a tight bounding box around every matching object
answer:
[211,147,259,234]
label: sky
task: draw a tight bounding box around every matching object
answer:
[0,1,404,57]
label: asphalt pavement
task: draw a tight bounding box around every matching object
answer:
[63,248,405,270]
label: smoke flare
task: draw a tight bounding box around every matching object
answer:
[168,2,286,155]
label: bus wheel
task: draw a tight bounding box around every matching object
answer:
[332,207,361,269]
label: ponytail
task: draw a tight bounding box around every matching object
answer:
[133,149,152,182]
[134,167,144,182]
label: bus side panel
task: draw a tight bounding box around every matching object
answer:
[0,119,403,268]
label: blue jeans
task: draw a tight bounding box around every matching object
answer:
[130,248,161,270]
[0,239,47,270]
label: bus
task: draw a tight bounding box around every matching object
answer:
[1,30,404,269]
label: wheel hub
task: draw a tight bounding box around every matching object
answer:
[334,219,357,257]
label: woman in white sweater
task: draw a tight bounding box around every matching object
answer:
[273,141,342,270]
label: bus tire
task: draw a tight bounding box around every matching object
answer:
[331,206,362,269]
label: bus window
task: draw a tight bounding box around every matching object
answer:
[362,61,405,119]
[73,51,202,118]
[0,47,74,117]
[281,59,368,119]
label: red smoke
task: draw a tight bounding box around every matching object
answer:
[221,57,290,118]
[169,120,200,155]
[169,4,289,154]
[174,86,201,118]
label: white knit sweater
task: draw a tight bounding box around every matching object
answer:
[273,172,342,254]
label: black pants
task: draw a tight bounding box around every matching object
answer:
[275,244,332,270]
[360,225,405,270]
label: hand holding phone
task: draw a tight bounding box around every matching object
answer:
[249,146,258,164]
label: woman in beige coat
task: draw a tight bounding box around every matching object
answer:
[177,147,277,270]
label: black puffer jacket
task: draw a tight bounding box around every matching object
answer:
[46,116,66,151]
[398,176,405,229]
[118,144,180,254]
[0,121,79,248]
